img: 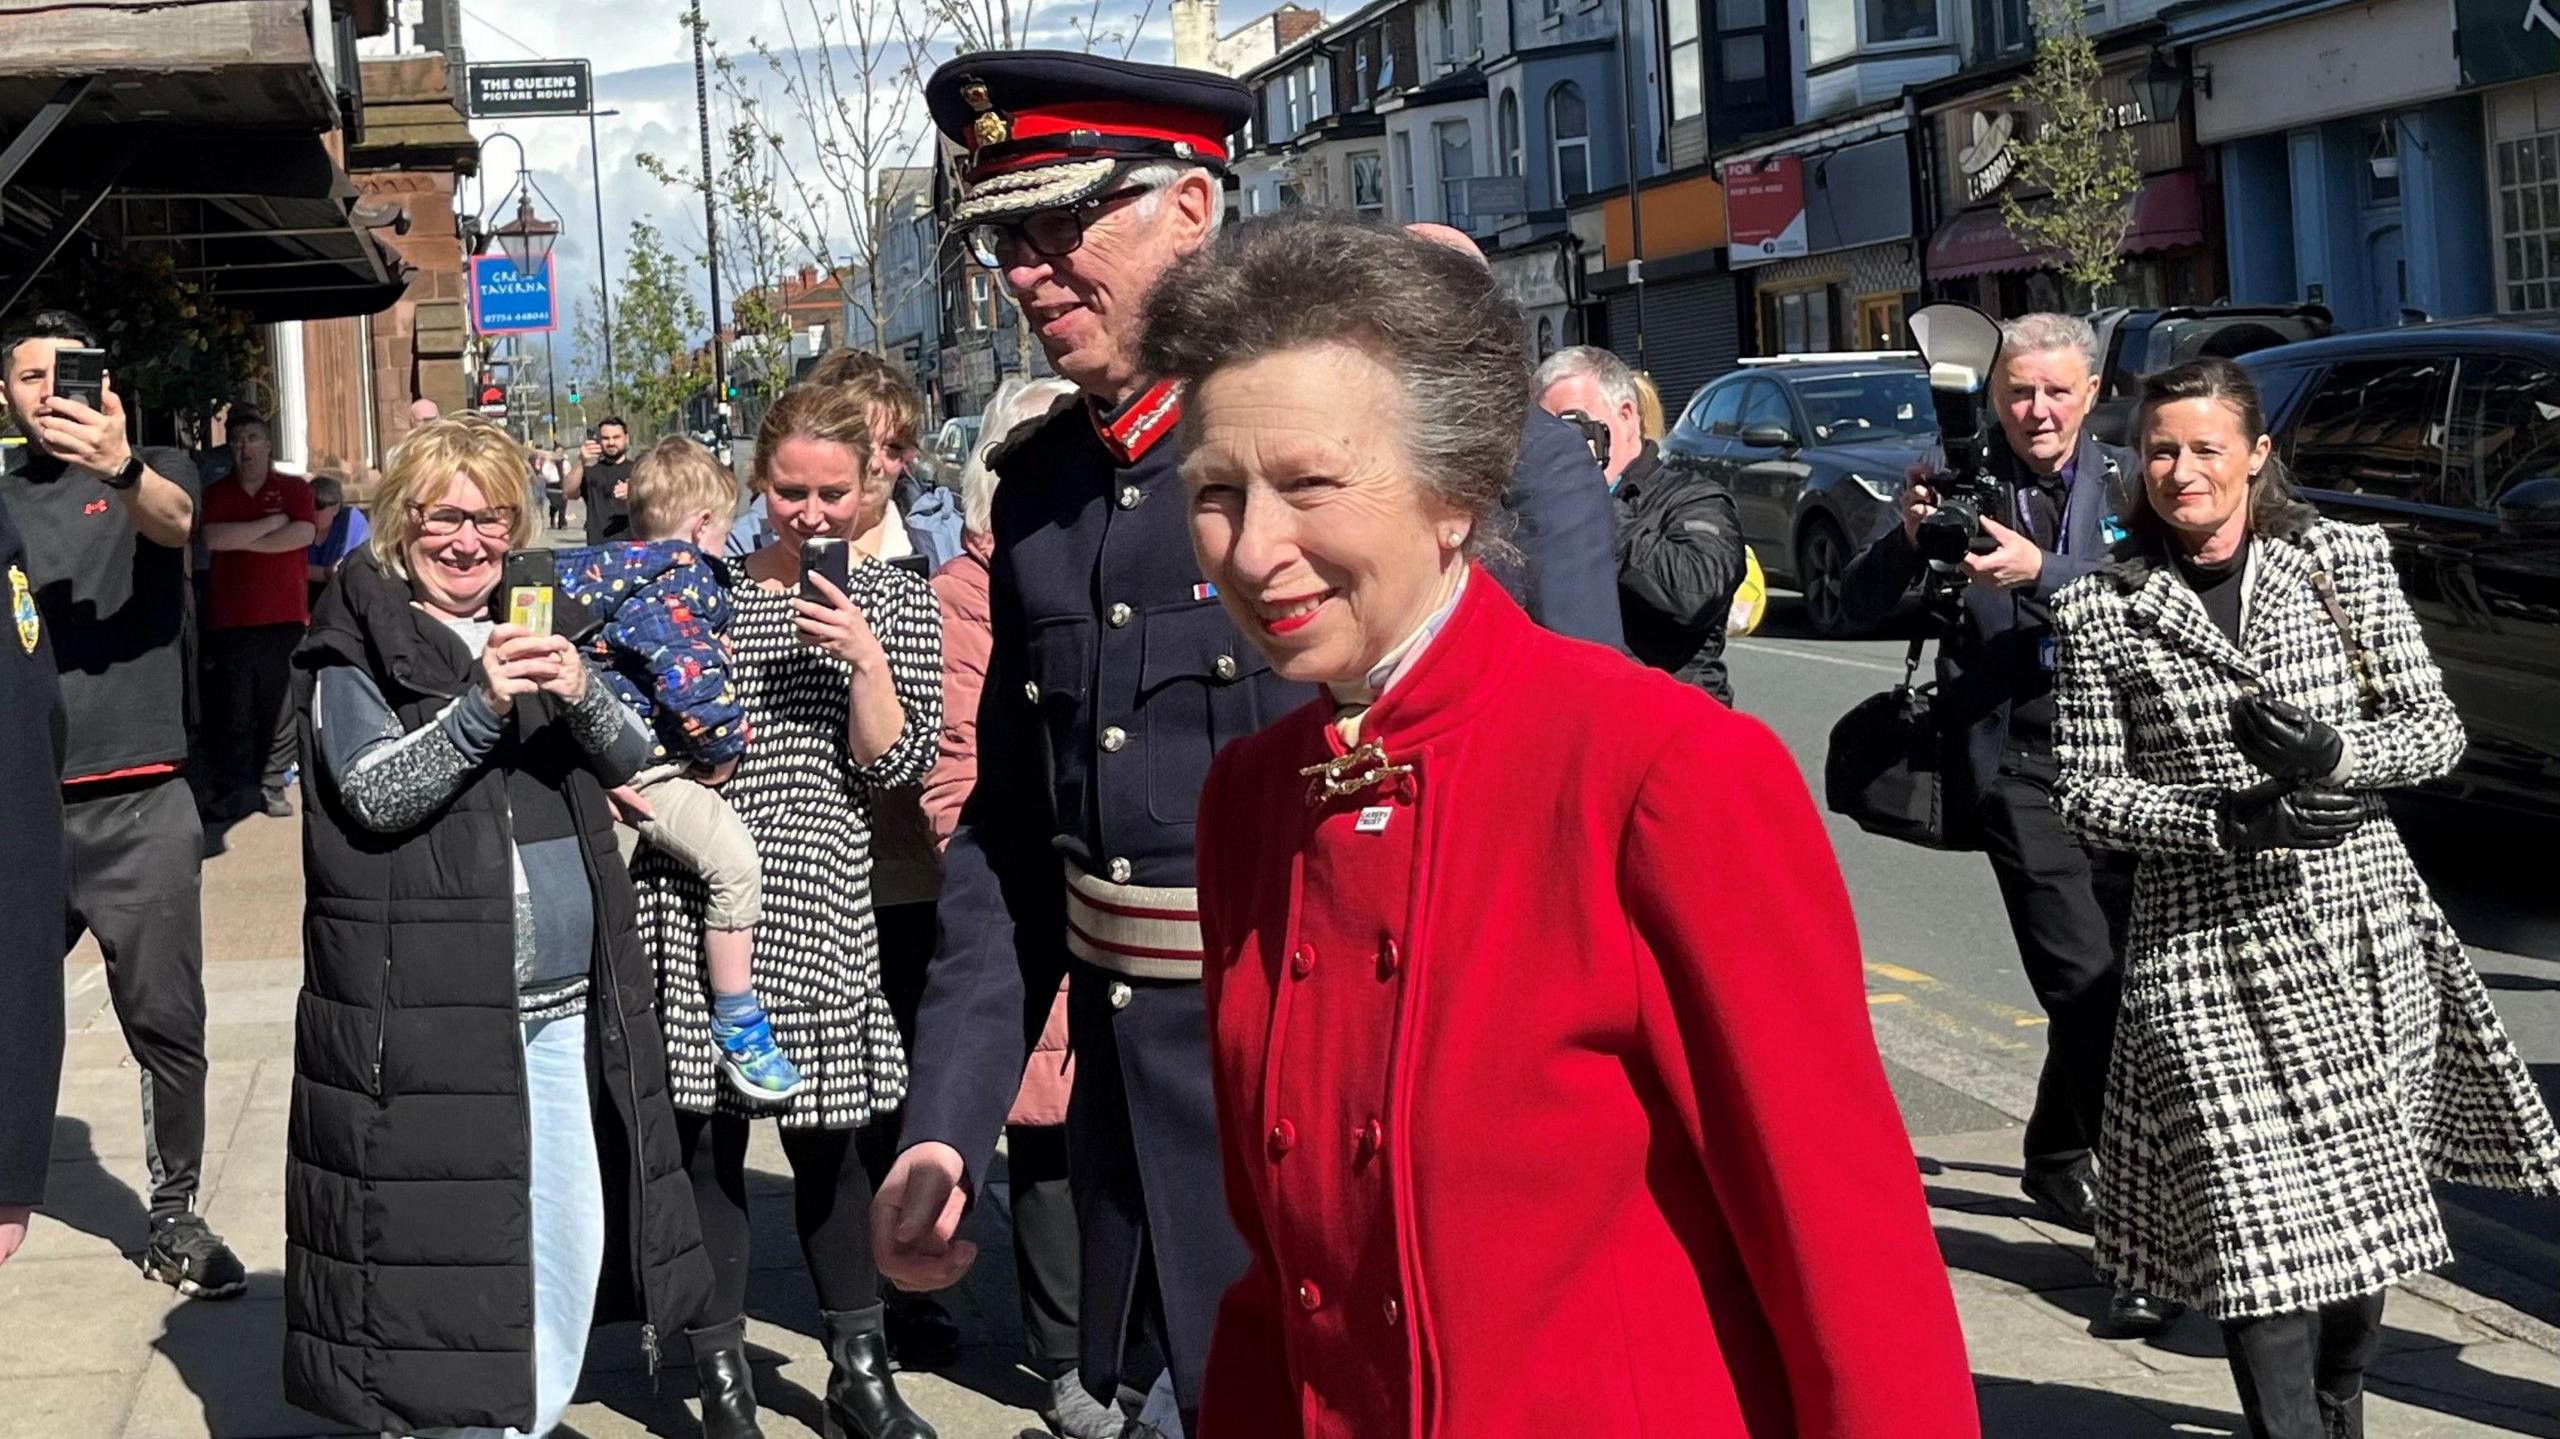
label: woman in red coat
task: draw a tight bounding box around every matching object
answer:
[1140,213,1977,1438]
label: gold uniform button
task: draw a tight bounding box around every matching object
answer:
[1107,980,1134,1010]
[1024,680,1041,702]
[1213,654,1239,681]
[1101,726,1128,753]
[1107,857,1133,883]
[1118,484,1143,510]
[1108,603,1133,627]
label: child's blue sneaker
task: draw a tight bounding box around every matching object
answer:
[711,1010,808,1104]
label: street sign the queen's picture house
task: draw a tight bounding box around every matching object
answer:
[466,60,593,119]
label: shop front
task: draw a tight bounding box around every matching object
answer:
[2457,0,2560,314]
[1719,103,1921,353]
[1571,167,1744,414]
[1918,47,2220,318]
[2179,0,2487,327]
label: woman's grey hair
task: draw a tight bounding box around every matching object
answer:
[1139,210,1528,559]
[1997,312,2100,374]
[1533,345,1640,414]
[962,376,1078,537]
[1124,161,1224,242]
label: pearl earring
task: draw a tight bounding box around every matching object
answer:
[1442,530,1464,548]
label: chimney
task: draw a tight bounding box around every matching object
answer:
[1274,5,1323,49]
[797,263,817,291]
[1172,0,1218,71]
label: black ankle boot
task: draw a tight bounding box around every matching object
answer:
[820,1304,937,1439]
[688,1318,767,1439]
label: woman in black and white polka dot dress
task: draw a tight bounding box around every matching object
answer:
[632,382,942,1439]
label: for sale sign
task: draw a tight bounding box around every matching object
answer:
[1722,156,1809,268]
[467,61,593,119]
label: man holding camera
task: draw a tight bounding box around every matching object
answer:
[1839,311,2169,1335]
[569,417,634,544]
[1536,345,1744,704]
[0,310,244,1299]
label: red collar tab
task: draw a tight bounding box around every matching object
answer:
[1092,379,1184,463]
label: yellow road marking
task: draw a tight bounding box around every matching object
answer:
[1867,992,1910,1006]
[1866,962,1939,986]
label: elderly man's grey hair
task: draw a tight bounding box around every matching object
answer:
[1997,311,2100,374]
[1124,161,1224,243]
[962,376,1079,537]
[1533,345,1641,414]
[1139,211,1528,560]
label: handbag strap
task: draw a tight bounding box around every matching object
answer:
[2302,531,2383,718]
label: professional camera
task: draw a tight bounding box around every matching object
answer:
[1906,303,2008,570]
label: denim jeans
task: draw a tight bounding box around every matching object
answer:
[413,1014,605,1439]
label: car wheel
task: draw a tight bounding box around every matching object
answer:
[1796,518,1859,639]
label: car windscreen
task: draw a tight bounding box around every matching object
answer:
[1794,371,1935,444]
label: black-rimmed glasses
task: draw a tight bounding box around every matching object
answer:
[410,503,517,538]
[966,185,1153,269]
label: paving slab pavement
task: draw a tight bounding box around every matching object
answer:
[8,806,2556,1437]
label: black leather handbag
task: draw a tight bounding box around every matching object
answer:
[1825,631,1974,852]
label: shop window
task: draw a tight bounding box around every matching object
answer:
[1667,0,1704,122]
[1761,284,1844,353]
[1351,151,1387,218]
[1856,294,1906,349]
[2444,357,2560,510]
[2495,131,2560,312]
[1550,83,1591,204]
[2287,358,2453,505]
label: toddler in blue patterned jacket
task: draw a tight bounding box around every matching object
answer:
[555,437,805,1103]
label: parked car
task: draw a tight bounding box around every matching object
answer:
[929,415,981,486]
[2086,303,2331,445]
[1661,355,1935,636]
[2239,320,2560,819]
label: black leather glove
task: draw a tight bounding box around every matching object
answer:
[2218,780,2364,855]
[2232,694,2347,783]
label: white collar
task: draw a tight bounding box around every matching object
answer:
[1324,563,1468,708]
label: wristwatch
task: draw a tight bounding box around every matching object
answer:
[103,454,144,490]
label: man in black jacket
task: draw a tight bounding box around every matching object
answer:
[1537,346,1744,702]
[1838,311,2171,1335]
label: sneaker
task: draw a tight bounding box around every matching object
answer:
[261,788,295,819]
[142,1212,246,1299]
[712,1011,808,1104]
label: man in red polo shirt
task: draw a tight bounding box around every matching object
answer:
[198,414,316,820]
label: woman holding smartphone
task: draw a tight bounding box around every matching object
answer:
[630,380,945,1439]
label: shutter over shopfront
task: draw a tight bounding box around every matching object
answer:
[1609,271,1741,416]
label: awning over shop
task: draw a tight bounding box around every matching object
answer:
[1925,168,2205,280]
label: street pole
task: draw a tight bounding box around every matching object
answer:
[1615,0,1649,372]
[543,326,559,445]
[690,0,725,436]
[587,101,616,412]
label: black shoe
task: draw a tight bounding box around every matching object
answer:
[141,1213,246,1299]
[2091,1288,2182,1339]
[820,1304,937,1439]
[2020,1158,2098,1233]
[688,1318,767,1439]
[883,1286,962,1371]
[261,788,294,819]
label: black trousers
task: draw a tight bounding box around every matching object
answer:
[2223,1293,2388,1439]
[62,777,209,1219]
[204,623,302,802]
[859,902,938,1191]
[1009,1119,1082,1371]
[679,1112,880,1323]
[1975,754,2135,1172]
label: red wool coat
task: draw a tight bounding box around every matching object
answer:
[1193,577,1977,1439]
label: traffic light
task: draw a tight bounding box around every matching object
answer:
[724,382,738,400]
[568,381,581,405]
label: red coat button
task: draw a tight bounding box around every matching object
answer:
[1290,944,1316,979]
[1357,1119,1383,1157]
[1268,1119,1297,1157]
[1383,1294,1401,1326]
[1379,938,1402,978]
[1298,1280,1323,1311]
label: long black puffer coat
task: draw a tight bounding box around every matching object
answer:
[284,554,711,1432]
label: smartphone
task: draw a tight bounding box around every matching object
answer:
[497,548,557,634]
[799,537,850,601]
[887,552,932,580]
[51,347,104,412]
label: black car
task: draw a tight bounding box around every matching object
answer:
[2086,303,2332,446]
[2240,320,2560,819]
[1663,357,1935,636]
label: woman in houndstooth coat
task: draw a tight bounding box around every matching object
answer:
[2047,358,2560,1439]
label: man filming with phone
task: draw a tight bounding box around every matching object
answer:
[0,309,246,1298]
[1838,311,2173,1336]
[569,417,634,544]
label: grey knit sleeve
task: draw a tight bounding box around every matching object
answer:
[560,663,652,784]
[314,665,505,833]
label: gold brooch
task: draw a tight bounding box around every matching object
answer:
[962,79,1011,152]
[1300,741,1413,806]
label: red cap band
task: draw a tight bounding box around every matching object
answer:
[968,99,1232,179]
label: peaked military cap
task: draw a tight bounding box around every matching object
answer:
[925,50,1252,225]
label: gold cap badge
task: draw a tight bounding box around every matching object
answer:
[962,79,1011,153]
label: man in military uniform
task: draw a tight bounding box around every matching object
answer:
[874,52,1622,1429]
